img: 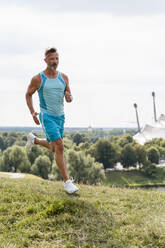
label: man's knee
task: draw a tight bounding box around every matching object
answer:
[56,139,64,154]
[51,138,64,154]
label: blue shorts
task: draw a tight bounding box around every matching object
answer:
[39,112,65,142]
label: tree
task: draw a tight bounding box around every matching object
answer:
[0,136,6,151]
[158,147,165,159]
[78,142,90,151]
[5,136,16,148]
[142,161,157,177]
[2,132,8,137]
[8,132,18,138]
[108,136,120,143]
[9,146,30,172]
[72,133,89,146]
[1,147,13,171]
[31,155,51,179]
[27,146,44,164]
[118,134,135,148]
[145,138,163,147]
[14,140,26,147]
[0,156,3,171]
[1,146,30,172]
[120,144,137,168]
[67,149,105,185]
[22,135,27,141]
[147,147,160,164]
[73,142,90,152]
[134,144,147,167]
[92,139,119,169]
[63,137,74,149]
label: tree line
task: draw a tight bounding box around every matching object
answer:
[0,130,164,184]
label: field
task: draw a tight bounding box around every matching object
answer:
[105,167,165,187]
[0,174,165,247]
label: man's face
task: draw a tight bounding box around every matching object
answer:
[44,52,59,71]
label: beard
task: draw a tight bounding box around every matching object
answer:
[48,64,57,71]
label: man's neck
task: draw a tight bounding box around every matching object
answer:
[45,67,57,77]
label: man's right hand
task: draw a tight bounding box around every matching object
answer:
[32,112,40,125]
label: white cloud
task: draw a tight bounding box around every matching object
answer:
[0,4,165,127]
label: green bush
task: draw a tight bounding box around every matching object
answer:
[31,155,51,179]
[67,149,105,185]
[120,144,137,168]
[27,146,44,164]
[1,146,30,172]
[147,146,160,164]
[117,134,135,147]
[142,161,157,177]
[134,144,147,167]
[88,139,119,169]
[0,136,6,151]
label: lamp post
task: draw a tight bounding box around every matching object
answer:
[152,92,157,122]
[134,103,141,133]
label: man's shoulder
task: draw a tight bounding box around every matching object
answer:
[31,73,41,83]
[30,73,41,89]
[32,73,41,81]
[60,72,69,83]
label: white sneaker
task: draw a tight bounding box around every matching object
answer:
[26,132,36,151]
[64,179,79,194]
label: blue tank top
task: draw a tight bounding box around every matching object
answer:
[37,71,66,116]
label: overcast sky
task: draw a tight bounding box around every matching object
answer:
[0,0,165,128]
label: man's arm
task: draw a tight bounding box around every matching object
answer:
[61,73,73,103]
[25,75,41,125]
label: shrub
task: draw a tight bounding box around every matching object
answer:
[120,144,137,168]
[31,155,51,179]
[147,146,160,164]
[88,139,119,169]
[67,149,105,185]
[1,146,30,172]
[142,161,157,177]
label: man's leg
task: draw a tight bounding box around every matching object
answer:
[27,132,78,193]
[49,138,69,182]
[35,136,69,182]
[34,137,51,150]
[26,133,52,151]
[49,138,78,194]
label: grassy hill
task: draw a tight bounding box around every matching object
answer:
[0,174,165,247]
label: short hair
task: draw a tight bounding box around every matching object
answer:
[45,47,57,57]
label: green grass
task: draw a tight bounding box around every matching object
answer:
[0,176,165,247]
[0,172,43,180]
[105,167,165,187]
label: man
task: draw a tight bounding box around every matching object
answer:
[25,47,79,194]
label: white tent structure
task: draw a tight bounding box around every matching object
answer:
[133,114,165,145]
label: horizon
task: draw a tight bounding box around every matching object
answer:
[0,125,137,129]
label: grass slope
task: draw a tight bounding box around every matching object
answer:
[0,172,43,180]
[0,176,165,247]
[105,167,165,187]
[0,172,42,180]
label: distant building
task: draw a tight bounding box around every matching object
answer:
[133,114,165,145]
[88,125,93,131]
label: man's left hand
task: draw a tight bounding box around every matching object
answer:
[65,91,73,102]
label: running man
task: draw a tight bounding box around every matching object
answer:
[25,47,79,194]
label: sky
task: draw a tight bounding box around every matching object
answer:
[0,0,165,128]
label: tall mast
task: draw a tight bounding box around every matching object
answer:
[133,103,141,132]
[152,92,157,122]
